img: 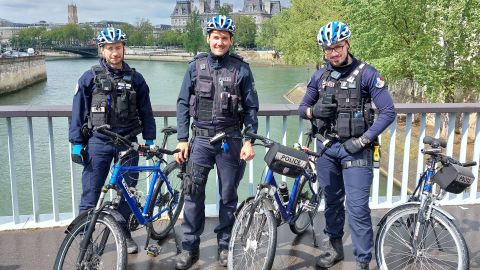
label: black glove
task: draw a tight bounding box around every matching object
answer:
[182,173,196,196]
[343,137,365,154]
[312,103,337,119]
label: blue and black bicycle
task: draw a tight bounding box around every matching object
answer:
[54,125,184,270]
[227,129,322,270]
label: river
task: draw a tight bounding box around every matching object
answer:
[0,58,315,216]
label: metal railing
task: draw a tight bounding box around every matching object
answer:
[0,103,479,230]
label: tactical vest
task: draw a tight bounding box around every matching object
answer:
[316,62,374,139]
[189,53,242,124]
[89,65,140,129]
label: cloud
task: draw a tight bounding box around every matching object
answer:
[0,0,289,25]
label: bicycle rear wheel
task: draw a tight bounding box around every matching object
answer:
[228,199,277,270]
[289,174,321,235]
[375,203,469,270]
[149,161,184,240]
[54,213,127,270]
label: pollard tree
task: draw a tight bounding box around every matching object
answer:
[183,11,205,55]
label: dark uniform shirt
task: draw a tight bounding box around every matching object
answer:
[299,56,396,140]
[176,52,259,141]
[69,59,156,144]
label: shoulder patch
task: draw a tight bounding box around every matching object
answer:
[375,76,385,88]
[74,83,79,95]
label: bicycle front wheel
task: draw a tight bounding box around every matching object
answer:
[228,199,277,270]
[375,204,469,270]
[54,213,127,270]
[289,175,321,235]
[149,161,184,240]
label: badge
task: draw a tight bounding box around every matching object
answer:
[375,77,385,88]
[74,83,79,95]
[200,63,206,70]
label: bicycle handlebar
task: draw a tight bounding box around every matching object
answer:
[93,125,180,157]
[244,131,320,157]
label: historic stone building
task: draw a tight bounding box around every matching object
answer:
[171,0,281,32]
[68,4,78,24]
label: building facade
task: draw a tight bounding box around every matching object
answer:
[171,0,281,32]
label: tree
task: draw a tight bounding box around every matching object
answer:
[256,18,277,49]
[183,11,205,55]
[260,0,348,65]
[349,0,480,102]
[218,6,231,16]
[232,15,256,48]
[158,30,184,47]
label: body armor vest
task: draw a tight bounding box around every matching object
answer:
[89,65,140,129]
[316,62,374,139]
[189,54,242,124]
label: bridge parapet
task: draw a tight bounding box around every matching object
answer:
[0,103,479,230]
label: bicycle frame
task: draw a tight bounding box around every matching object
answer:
[109,160,178,225]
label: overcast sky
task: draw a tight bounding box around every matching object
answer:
[0,0,289,25]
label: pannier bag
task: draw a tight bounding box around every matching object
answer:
[432,163,475,194]
[264,143,309,178]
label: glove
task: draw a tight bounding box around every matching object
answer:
[71,144,86,165]
[312,103,337,119]
[145,139,154,146]
[182,173,196,196]
[343,137,365,154]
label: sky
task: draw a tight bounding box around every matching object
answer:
[0,0,289,25]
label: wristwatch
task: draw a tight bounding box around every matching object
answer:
[360,135,371,146]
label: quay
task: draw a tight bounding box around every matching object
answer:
[0,55,47,95]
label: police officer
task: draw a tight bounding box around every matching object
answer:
[298,21,396,270]
[69,27,156,254]
[174,15,259,269]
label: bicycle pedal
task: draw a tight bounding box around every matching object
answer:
[146,244,162,257]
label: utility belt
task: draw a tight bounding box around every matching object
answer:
[191,125,239,137]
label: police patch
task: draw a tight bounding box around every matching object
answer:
[74,83,79,95]
[375,77,385,88]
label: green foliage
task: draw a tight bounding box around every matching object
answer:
[125,19,155,46]
[11,24,94,48]
[218,6,231,16]
[260,0,348,65]
[183,11,206,55]
[256,18,277,49]
[350,0,480,102]
[232,15,256,48]
[158,30,184,46]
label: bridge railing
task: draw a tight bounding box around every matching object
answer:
[0,103,479,230]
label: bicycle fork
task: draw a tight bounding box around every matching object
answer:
[76,186,110,266]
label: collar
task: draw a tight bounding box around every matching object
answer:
[326,54,359,77]
[100,59,131,77]
[208,52,230,69]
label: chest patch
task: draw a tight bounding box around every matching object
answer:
[322,80,336,89]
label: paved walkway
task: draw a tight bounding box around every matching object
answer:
[0,205,479,270]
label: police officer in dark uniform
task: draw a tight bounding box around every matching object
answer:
[69,27,156,254]
[174,15,259,269]
[298,21,396,270]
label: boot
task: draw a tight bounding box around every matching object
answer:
[316,238,344,268]
[218,249,228,267]
[175,250,200,270]
[356,261,369,270]
[125,236,138,254]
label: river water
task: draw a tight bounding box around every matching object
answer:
[0,58,315,216]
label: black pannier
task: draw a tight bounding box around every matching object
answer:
[264,143,309,178]
[432,163,475,194]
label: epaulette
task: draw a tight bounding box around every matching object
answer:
[189,52,208,63]
[229,52,246,63]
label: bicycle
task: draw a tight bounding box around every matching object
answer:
[54,125,184,270]
[227,129,322,270]
[375,136,476,270]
